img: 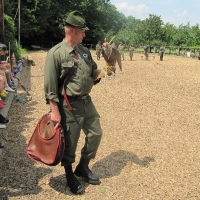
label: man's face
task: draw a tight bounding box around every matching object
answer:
[73,28,86,44]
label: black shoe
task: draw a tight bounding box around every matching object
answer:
[74,164,101,185]
[64,165,84,195]
[0,114,9,124]
[0,143,4,148]
[67,174,84,195]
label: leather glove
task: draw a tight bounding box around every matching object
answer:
[93,69,106,80]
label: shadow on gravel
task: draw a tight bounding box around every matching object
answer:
[49,150,155,195]
[92,150,155,178]
[48,174,86,196]
[0,166,52,199]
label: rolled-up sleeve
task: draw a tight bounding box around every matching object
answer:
[44,50,60,104]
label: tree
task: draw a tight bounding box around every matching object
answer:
[19,0,52,41]
[3,0,200,51]
[162,23,176,46]
[142,14,164,46]
[190,24,200,46]
[173,23,192,47]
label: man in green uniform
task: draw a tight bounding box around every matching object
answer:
[159,45,165,61]
[144,44,149,61]
[96,41,102,60]
[118,42,125,60]
[111,41,116,49]
[44,10,103,195]
[129,45,134,61]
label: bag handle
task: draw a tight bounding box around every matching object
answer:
[63,50,79,110]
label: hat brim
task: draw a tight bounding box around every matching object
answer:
[65,22,89,30]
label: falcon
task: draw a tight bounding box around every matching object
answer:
[93,44,122,80]
[101,45,122,76]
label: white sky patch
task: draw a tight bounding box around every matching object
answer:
[114,2,149,19]
[173,9,190,25]
[174,9,188,18]
[111,0,199,26]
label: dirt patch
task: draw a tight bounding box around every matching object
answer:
[0,51,200,199]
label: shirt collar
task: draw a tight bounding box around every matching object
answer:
[62,40,76,54]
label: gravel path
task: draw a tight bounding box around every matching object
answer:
[0,51,200,200]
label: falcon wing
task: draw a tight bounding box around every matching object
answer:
[112,48,122,71]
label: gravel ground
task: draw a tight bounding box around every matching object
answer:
[0,50,200,200]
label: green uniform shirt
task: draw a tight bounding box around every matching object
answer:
[96,44,101,51]
[111,43,116,49]
[129,46,134,52]
[44,40,97,103]
[118,44,125,52]
[160,46,165,52]
[144,45,149,52]
[129,46,134,57]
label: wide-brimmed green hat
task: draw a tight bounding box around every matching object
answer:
[65,10,89,30]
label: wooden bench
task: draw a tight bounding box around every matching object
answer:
[0,61,23,154]
[31,45,41,50]
[0,64,22,118]
[141,55,156,60]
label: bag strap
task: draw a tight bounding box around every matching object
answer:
[63,50,79,110]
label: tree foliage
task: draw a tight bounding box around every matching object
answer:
[3,0,200,55]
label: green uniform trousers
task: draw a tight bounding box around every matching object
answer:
[144,51,148,60]
[96,50,101,60]
[160,52,164,61]
[119,51,124,60]
[129,51,133,60]
[58,95,102,166]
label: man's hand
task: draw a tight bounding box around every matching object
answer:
[49,100,61,130]
[51,111,61,130]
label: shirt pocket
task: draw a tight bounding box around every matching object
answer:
[61,56,74,68]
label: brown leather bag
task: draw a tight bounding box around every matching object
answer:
[26,113,65,166]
